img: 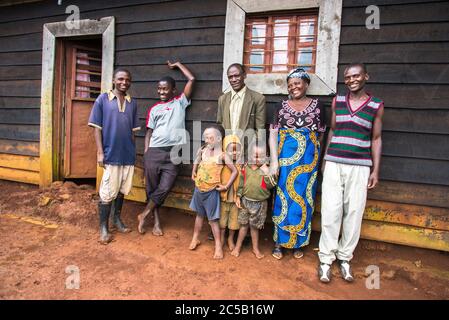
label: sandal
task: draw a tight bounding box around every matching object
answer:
[271,246,283,260]
[293,249,304,259]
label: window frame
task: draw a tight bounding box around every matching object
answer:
[244,11,319,74]
[222,0,343,96]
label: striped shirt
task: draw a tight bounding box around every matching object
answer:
[324,93,383,166]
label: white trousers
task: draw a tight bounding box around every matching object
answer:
[318,161,370,264]
[99,165,135,203]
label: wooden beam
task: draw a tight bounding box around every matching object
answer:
[124,187,449,252]
[311,216,449,253]
[129,167,449,230]
[0,0,42,7]
[315,197,449,232]
[0,139,39,157]
[0,167,39,185]
[0,153,39,172]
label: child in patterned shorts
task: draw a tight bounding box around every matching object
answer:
[231,143,277,259]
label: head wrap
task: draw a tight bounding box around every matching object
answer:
[287,67,311,84]
[222,134,242,151]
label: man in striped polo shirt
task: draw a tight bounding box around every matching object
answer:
[318,63,384,283]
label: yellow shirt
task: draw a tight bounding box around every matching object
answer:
[195,151,224,192]
[220,164,242,202]
[229,86,247,133]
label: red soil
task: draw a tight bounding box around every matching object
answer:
[0,180,448,300]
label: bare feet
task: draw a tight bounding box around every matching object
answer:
[152,224,163,236]
[213,247,224,259]
[137,213,146,234]
[230,248,240,257]
[189,239,201,250]
[253,249,265,259]
[227,237,235,252]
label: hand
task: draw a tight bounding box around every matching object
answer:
[367,172,378,189]
[191,171,197,182]
[235,197,242,209]
[269,162,279,176]
[321,160,326,174]
[167,60,180,69]
[97,152,105,168]
[260,164,269,175]
[215,184,228,192]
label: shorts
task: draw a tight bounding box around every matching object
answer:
[238,197,267,230]
[189,187,220,221]
[99,165,134,203]
[219,202,240,230]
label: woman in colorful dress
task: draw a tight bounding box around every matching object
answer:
[269,67,326,260]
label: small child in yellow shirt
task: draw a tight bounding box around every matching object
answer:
[219,135,243,251]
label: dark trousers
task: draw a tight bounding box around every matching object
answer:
[144,147,179,206]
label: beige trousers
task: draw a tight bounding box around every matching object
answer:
[99,165,135,203]
[318,161,370,265]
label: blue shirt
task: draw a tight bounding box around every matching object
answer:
[88,91,141,165]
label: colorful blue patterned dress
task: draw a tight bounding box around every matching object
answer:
[271,99,326,249]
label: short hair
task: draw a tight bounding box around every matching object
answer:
[250,138,266,152]
[205,123,225,139]
[159,76,176,89]
[344,63,368,75]
[113,68,131,79]
[227,63,246,75]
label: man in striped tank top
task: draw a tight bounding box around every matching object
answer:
[318,63,384,283]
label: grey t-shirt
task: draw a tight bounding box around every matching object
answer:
[146,93,191,147]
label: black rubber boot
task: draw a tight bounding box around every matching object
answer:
[112,193,131,233]
[99,201,113,244]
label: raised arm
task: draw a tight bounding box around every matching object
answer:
[167,61,195,100]
[368,103,384,189]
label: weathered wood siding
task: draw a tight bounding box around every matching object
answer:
[338,0,449,209]
[0,0,226,188]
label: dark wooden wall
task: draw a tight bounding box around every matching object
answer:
[0,0,227,186]
[337,0,449,208]
[0,0,448,208]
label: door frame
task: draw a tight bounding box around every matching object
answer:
[40,16,115,187]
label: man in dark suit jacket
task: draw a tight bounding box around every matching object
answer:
[217,63,266,160]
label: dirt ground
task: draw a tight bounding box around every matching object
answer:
[0,179,448,300]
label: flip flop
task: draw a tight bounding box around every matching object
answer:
[271,246,283,260]
[293,249,304,259]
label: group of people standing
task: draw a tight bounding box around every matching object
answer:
[88,60,384,283]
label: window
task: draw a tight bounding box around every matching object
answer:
[222,0,342,95]
[244,12,318,74]
[74,48,102,99]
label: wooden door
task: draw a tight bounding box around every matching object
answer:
[62,42,102,178]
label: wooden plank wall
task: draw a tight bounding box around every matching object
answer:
[0,0,226,187]
[338,0,449,209]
